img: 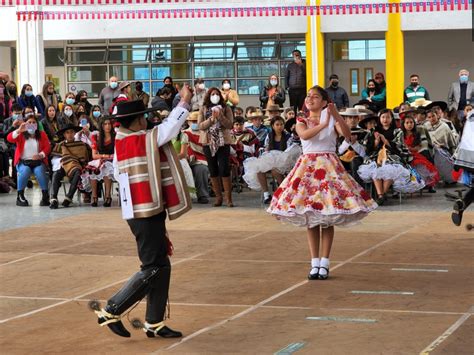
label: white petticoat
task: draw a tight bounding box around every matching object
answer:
[243,145,302,191]
[80,159,115,193]
[272,210,371,229]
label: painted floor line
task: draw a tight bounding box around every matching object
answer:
[306,316,377,323]
[160,224,416,352]
[419,311,472,354]
[274,341,306,354]
[351,290,415,295]
[328,307,468,316]
[0,253,204,324]
[391,268,449,273]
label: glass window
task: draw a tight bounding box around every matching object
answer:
[348,41,366,61]
[350,68,359,96]
[68,50,107,64]
[364,68,374,86]
[108,45,149,63]
[194,63,234,79]
[111,65,150,81]
[237,79,266,95]
[281,41,306,59]
[150,44,190,63]
[67,82,106,98]
[45,48,64,67]
[237,61,279,78]
[236,41,276,60]
[368,40,386,60]
[67,66,108,82]
[194,42,234,61]
[152,64,191,80]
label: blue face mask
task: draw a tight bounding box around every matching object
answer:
[66,98,74,105]
[191,123,199,131]
[25,90,33,97]
[92,111,101,118]
[110,82,118,89]
[460,75,469,83]
[13,114,19,120]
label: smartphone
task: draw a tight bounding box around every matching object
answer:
[80,118,88,127]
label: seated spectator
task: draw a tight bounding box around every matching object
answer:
[83,117,115,207]
[181,111,210,204]
[263,104,284,126]
[247,108,270,148]
[2,103,23,185]
[230,116,260,161]
[151,86,173,114]
[41,105,62,145]
[401,114,439,192]
[234,106,244,118]
[36,81,61,117]
[283,107,295,122]
[60,103,78,126]
[7,113,50,206]
[18,83,42,113]
[426,101,459,142]
[89,104,102,131]
[358,109,422,205]
[243,105,256,128]
[75,90,92,116]
[64,92,76,107]
[75,113,95,146]
[49,124,92,209]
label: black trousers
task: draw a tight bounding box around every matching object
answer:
[51,168,80,199]
[288,87,307,112]
[106,212,171,324]
[203,144,231,178]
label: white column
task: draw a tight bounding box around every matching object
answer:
[16,6,45,95]
[309,0,319,86]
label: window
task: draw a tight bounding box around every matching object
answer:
[350,68,360,96]
[364,68,374,86]
[333,40,385,61]
[65,36,306,97]
[45,48,64,67]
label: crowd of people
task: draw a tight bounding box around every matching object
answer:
[0,61,472,226]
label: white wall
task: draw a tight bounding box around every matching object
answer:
[404,29,474,103]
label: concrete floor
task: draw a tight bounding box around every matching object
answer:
[0,185,473,354]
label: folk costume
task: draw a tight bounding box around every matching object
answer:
[268,109,377,228]
[92,99,191,339]
[49,124,92,208]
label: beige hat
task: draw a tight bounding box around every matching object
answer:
[118,81,132,91]
[340,107,367,116]
[353,105,374,115]
[410,98,432,108]
[247,109,264,120]
[187,111,200,121]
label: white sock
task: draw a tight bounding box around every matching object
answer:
[263,191,271,199]
[319,257,330,276]
[310,258,320,275]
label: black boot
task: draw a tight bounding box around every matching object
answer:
[92,306,131,338]
[143,322,182,338]
[16,190,29,206]
[40,190,50,206]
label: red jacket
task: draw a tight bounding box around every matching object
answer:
[7,130,51,167]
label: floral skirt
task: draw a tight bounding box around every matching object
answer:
[267,153,378,228]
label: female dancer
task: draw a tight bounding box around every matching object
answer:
[268,86,377,280]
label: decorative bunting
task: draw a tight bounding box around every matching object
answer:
[9,1,473,21]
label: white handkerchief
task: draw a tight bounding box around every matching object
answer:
[317,108,334,141]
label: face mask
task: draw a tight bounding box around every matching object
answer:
[191,123,199,131]
[9,87,16,94]
[410,82,418,87]
[222,83,231,90]
[270,80,278,87]
[27,123,37,135]
[25,90,33,97]
[66,98,74,105]
[13,114,19,120]
[460,75,469,83]
[210,94,220,105]
[198,83,205,90]
[80,97,87,102]
[368,88,375,92]
[136,85,143,91]
[331,81,339,87]
[110,82,118,89]
[92,111,101,118]
[64,109,73,117]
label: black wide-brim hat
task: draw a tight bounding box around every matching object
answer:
[284,117,296,133]
[113,100,158,123]
[358,115,378,129]
[424,101,448,112]
[56,123,81,137]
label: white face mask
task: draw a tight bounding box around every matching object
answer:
[198,83,205,90]
[270,80,278,86]
[210,94,221,105]
[64,109,73,117]
[222,83,230,90]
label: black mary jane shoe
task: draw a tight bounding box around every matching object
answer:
[317,267,329,280]
[103,197,112,207]
[307,267,319,280]
[144,322,182,338]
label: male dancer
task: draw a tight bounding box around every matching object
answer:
[91,85,192,338]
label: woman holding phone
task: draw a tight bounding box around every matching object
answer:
[7,112,51,206]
